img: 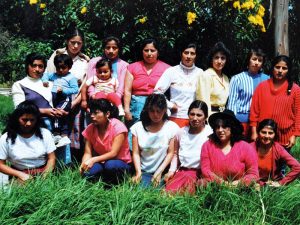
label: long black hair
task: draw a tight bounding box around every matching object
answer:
[3,101,43,144]
[140,94,168,131]
[270,55,293,95]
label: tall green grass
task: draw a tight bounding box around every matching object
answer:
[0,169,299,225]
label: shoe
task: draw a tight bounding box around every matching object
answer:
[56,136,71,148]
[53,135,62,144]
[118,106,125,116]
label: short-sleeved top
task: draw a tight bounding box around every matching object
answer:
[127,60,170,96]
[0,128,56,170]
[177,125,213,169]
[82,118,131,163]
[130,120,179,173]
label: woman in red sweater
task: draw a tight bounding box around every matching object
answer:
[250,55,300,149]
[251,119,300,186]
[200,110,258,187]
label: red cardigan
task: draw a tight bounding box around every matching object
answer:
[250,79,300,145]
[251,142,300,185]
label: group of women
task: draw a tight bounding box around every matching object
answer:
[0,25,299,193]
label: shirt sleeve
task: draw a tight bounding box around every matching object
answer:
[62,76,79,96]
[249,83,262,127]
[11,81,25,108]
[154,68,175,108]
[41,129,56,154]
[241,143,259,185]
[196,72,212,116]
[227,75,239,114]
[0,134,9,160]
[292,85,300,137]
[200,141,215,182]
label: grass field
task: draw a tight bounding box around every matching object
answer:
[0,95,300,224]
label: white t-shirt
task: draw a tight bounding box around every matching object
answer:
[0,128,56,170]
[130,120,179,173]
[169,125,213,171]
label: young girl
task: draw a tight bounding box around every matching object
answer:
[81,58,125,116]
[131,93,179,187]
[80,99,131,183]
[42,54,79,147]
[0,101,56,182]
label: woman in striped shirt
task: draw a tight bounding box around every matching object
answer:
[227,48,269,138]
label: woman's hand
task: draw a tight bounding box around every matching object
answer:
[17,172,32,184]
[266,180,281,187]
[131,174,142,184]
[164,171,175,183]
[152,172,162,187]
[124,110,133,121]
[80,158,95,173]
[170,103,178,114]
[286,135,296,149]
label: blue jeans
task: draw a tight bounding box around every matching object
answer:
[140,172,164,188]
[83,160,131,184]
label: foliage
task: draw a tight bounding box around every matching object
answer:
[0,26,52,84]
[0,168,300,224]
[0,95,14,132]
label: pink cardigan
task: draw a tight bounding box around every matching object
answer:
[201,140,259,186]
[86,57,128,98]
[251,142,300,185]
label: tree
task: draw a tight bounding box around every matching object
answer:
[274,0,289,55]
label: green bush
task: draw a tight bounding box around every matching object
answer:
[0,95,14,132]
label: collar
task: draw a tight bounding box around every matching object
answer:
[180,61,195,70]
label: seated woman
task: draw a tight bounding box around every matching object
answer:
[251,119,300,186]
[0,101,56,182]
[165,100,212,194]
[131,94,179,187]
[200,110,258,187]
[80,99,131,183]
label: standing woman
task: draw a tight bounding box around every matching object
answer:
[200,110,258,186]
[0,101,56,182]
[80,99,131,183]
[227,48,269,137]
[86,36,128,98]
[250,55,300,149]
[165,100,212,194]
[124,38,170,126]
[155,42,204,127]
[46,25,89,162]
[251,119,300,186]
[131,94,179,187]
[197,42,231,116]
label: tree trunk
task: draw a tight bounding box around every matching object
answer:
[274,0,289,55]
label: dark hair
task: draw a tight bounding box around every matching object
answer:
[244,48,266,71]
[103,36,121,52]
[270,55,293,95]
[65,25,84,44]
[140,94,168,131]
[88,99,119,119]
[139,38,159,60]
[180,42,197,55]
[207,42,231,71]
[3,101,43,144]
[257,119,278,139]
[188,100,208,119]
[209,118,244,146]
[25,52,46,75]
[95,58,112,71]
[54,54,73,69]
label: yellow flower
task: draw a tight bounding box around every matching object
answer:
[248,15,257,25]
[241,1,255,10]
[233,1,241,10]
[187,12,197,25]
[40,3,46,9]
[261,25,266,32]
[257,5,265,17]
[29,0,38,5]
[81,6,87,14]
[139,16,147,24]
